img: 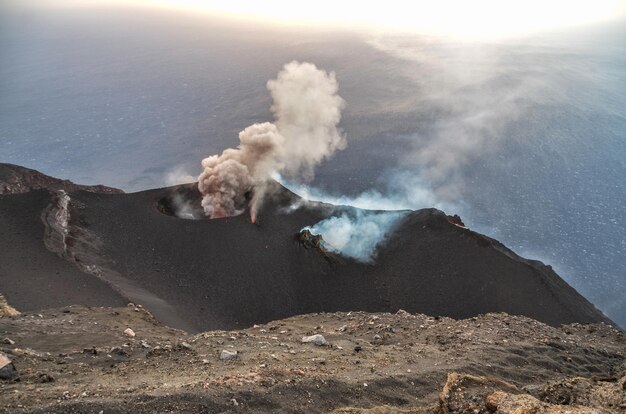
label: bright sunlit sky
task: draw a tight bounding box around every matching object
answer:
[43,0,626,39]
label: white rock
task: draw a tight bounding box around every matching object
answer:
[220,349,238,361]
[301,334,328,346]
[0,353,13,369]
[123,328,135,338]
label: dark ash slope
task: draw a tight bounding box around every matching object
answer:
[0,165,612,332]
[0,190,127,311]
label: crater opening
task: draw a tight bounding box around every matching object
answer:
[156,183,255,220]
[157,184,206,220]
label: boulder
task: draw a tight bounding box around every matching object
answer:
[0,353,16,380]
[0,294,20,317]
[220,350,238,361]
[301,334,328,346]
[486,390,613,414]
[438,372,622,414]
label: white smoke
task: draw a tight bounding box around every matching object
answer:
[198,61,345,220]
[279,170,455,212]
[171,194,202,220]
[164,167,202,219]
[303,210,407,263]
[165,167,196,186]
[282,172,460,263]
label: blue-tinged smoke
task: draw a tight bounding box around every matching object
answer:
[280,172,458,263]
[302,210,407,263]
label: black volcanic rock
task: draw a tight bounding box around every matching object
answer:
[0,166,612,332]
[0,163,123,195]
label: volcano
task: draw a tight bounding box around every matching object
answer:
[0,164,612,332]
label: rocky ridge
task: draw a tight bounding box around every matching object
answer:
[0,163,122,195]
[0,305,623,413]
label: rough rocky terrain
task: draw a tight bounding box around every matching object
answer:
[1,306,623,413]
[0,163,122,195]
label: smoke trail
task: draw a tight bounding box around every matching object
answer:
[198,61,345,220]
[367,35,549,201]
[279,170,455,212]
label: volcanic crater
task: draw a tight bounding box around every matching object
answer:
[0,164,612,334]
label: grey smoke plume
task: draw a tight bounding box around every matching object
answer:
[198,61,345,220]
[367,35,549,201]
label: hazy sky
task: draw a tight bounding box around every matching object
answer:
[14,0,626,39]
